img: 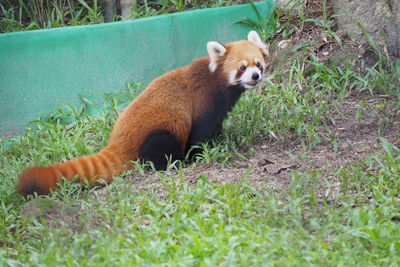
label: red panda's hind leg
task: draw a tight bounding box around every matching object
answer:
[139,130,184,170]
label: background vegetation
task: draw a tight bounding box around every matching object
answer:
[0,0,249,33]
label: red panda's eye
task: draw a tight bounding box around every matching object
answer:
[256,62,261,68]
[240,65,246,71]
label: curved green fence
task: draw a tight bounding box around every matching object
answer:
[0,1,273,138]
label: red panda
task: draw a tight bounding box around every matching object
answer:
[16,31,269,196]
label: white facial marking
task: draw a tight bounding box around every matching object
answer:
[240,60,248,67]
[229,70,238,84]
[243,83,255,89]
[240,66,261,89]
[207,41,226,72]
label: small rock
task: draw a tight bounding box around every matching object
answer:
[277,40,291,49]
[257,158,274,167]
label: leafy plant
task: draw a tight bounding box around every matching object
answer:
[236,0,305,41]
[304,0,343,47]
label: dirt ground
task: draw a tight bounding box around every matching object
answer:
[107,93,399,203]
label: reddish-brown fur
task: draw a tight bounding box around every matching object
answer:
[17,38,267,197]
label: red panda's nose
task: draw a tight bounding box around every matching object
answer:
[252,73,260,81]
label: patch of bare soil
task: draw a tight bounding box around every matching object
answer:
[120,94,399,201]
[20,198,102,232]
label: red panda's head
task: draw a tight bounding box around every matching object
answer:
[207,31,269,89]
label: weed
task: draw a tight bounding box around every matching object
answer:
[304,0,343,46]
[236,0,304,41]
[360,59,400,96]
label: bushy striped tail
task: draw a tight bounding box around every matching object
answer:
[17,146,130,196]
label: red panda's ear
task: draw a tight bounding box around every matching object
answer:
[207,41,226,72]
[247,31,269,58]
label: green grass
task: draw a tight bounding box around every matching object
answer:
[1,146,400,265]
[0,0,250,33]
[1,55,399,265]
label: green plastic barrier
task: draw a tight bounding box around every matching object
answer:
[0,1,273,138]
